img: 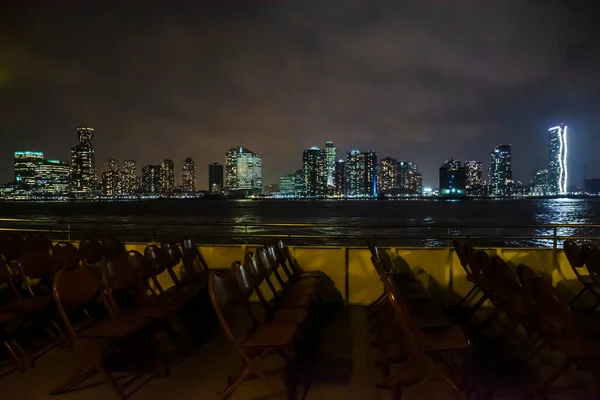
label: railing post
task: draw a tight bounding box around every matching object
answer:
[447,227,451,248]
[67,222,71,242]
[553,226,558,250]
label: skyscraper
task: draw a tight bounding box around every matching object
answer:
[377,156,398,195]
[34,159,70,195]
[532,168,549,196]
[70,126,96,195]
[548,124,568,195]
[334,160,346,196]
[142,165,161,194]
[489,145,512,196]
[439,159,466,196]
[14,151,44,189]
[364,151,378,197]
[279,173,296,196]
[225,147,262,197]
[397,161,419,195]
[102,159,120,196]
[208,162,224,193]
[182,158,196,193]
[160,159,175,193]
[322,141,336,190]
[302,147,326,197]
[464,161,484,196]
[121,160,137,195]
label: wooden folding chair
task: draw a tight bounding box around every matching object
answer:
[564,240,600,309]
[208,269,305,400]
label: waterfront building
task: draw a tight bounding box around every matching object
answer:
[322,141,337,190]
[34,159,70,195]
[302,147,326,197]
[14,151,44,190]
[334,160,346,196]
[263,184,279,194]
[364,151,377,197]
[548,124,568,195]
[208,162,224,194]
[225,147,262,197]
[465,161,484,196]
[531,169,549,196]
[294,169,303,197]
[141,165,161,194]
[413,172,423,195]
[160,159,175,194]
[377,156,398,195]
[279,173,296,196]
[102,159,120,196]
[397,161,419,195]
[439,159,466,196]
[489,144,512,197]
[182,158,196,193]
[346,150,377,197]
[121,160,137,195]
[70,126,96,196]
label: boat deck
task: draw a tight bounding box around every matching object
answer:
[1,305,597,400]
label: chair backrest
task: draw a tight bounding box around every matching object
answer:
[516,264,541,314]
[128,249,164,294]
[182,237,209,269]
[452,240,473,277]
[103,258,141,293]
[0,234,25,263]
[582,244,600,285]
[53,242,82,269]
[0,256,21,300]
[53,264,108,339]
[564,240,588,279]
[267,244,293,281]
[231,261,258,301]
[161,241,183,284]
[144,245,168,276]
[102,236,127,260]
[79,238,104,265]
[531,274,576,336]
[277,240,303,275]
[19,251,58,280]
[25,233,53,254]
[208,269,259,355]
[464,244,486,287]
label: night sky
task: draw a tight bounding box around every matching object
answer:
[1,0,599,189]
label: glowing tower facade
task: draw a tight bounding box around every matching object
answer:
[548,124,568,195]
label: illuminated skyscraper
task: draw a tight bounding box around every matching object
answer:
[377,156,397,194]
[397,161,419,195]
[548,124,568,195]
[489,145,512,196]
[334,160,346,196]
[121,160,137,195]
[439,159,466,196]
[182,158,196,193]
[345,150,377,197]
[34,159,70,195]
[302,147,326,197]
[102,159,120,196]
[279,173,296,196]
[225,147,262,197]
[322,141,336,189]
[14,151,44,189]
[160,159,175,193]
[142,165,161,194]
[70,126,96,196]
[465,161,484,196]
[532,168,549,196]
[208,162,224,193]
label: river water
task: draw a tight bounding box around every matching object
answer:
[0,198,599,247]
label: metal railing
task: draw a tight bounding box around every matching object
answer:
[1,217,600,248]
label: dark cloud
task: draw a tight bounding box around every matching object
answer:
[1,0,600,188]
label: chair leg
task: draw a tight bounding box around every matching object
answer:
[455,286,480,308]
[568,288,587,307]
[96,365,127,400]
[218,363,253,400]
[538,357,574,394]
[4,340,25,372]
[10,339,33,368]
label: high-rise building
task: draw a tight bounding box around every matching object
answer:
[208,162,224,194]
[344,150,377,197]
[397,161,420,195]
[465,161,484,196]
[102,159,120,196]
[34,159,70,195]
[70,126,96,196]
[14,151,44,189]
[439,159,466,196]
[548,124,568,195]
[263,184,279,194]
[531,169,549,196]
[413,172,423,195]
[279,173,296,196]
[334,160,346,196]
[322,141,336,189]
[489,145,512,197]
[141,165,161,194]
[159,159,175,193]
[377,156,398,195]
[121,160,137,195]
[294,169,304,197]
[302,147,326,197]
[182,158,196,193]
[225,147,262,197]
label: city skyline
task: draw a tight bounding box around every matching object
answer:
[1,2,599,190]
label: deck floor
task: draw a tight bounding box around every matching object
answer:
[0,306,598,399]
